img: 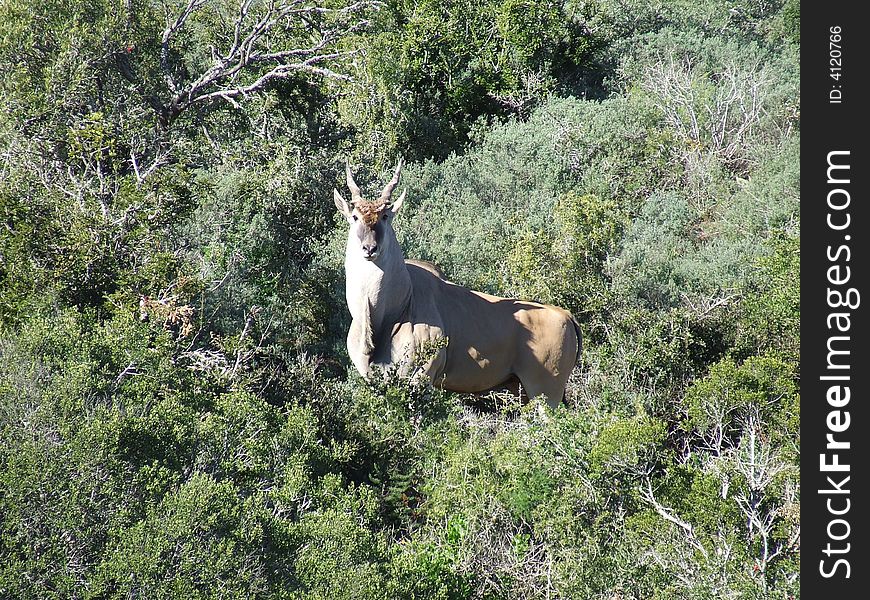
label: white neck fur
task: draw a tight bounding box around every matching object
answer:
[344,230,412,347]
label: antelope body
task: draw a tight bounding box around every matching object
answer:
[334,161,581,409]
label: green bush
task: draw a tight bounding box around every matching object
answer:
[505,192,626,323]
[735,233,799,361]
[339,0,603,162]
[682,352,798,449]
[590,414,667,479]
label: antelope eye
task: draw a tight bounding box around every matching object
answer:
[352,215,359,222]
[382,214,389,221]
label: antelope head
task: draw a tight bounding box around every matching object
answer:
[334,159,407,262]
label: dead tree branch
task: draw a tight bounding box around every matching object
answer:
[143,0,379,130]
[642,477,709,560]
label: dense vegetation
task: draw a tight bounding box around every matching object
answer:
[1,0,800,598]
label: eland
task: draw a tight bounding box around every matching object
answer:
[333,160,582,409]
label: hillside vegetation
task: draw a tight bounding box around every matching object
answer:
[1,1,799,598]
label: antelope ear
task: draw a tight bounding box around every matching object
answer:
[390,189,407,215]
[334,189,353,221]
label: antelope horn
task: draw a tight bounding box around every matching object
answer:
[379,158,404,204]
[345,159,363,204]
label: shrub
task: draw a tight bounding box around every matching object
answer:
[682,352,798,452]
[339,0,602,162]
[734,233,799,361]
[620,27,799,174]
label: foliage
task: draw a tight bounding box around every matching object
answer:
[506,192,626,322]
[338,0,603,163]
[734,232,800,361]
[1,0,799,597]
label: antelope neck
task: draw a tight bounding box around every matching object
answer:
[345,239,412,334]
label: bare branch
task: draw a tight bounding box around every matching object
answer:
[130,144,170,185]
[144,0,379,129]
[642,478,709,560]
[113,361,140,391]
[680,290,740,318]
[188,51,351,106]
[161,0,208,94]
[639,51,773,172]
